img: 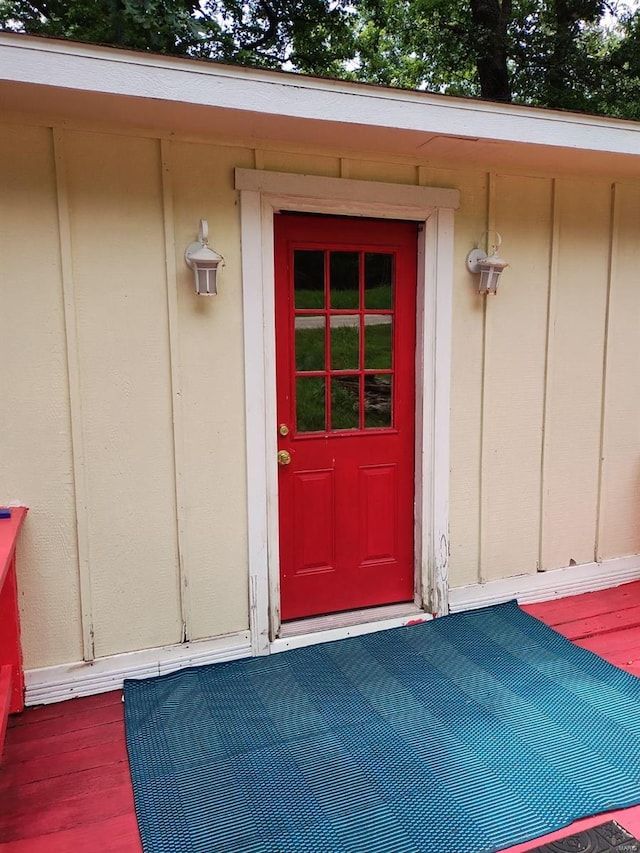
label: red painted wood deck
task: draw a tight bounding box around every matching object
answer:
[2,580,640,852]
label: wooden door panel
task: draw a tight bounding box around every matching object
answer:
[275,214,417,622]
[292,469,335,575]
[358,464,398,565]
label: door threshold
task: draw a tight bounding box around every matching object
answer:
[271,603,431,654]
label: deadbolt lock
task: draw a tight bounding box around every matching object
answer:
[279,424,290,436]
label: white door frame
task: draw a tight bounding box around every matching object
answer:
[235,168,458,655]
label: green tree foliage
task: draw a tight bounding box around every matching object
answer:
[1,0,639,118]
[0,0,202,53]
[348,0,640,116]
[347,0,480,94]
[598,7,640,119]
[0,0,355,73]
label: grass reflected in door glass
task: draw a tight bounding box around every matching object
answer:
[296,376,326,433]
[364,316,392,370]
[330,318,359,370]
[331,376,360,430]
[295,317,325,371]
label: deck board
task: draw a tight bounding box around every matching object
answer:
[2,719,125,764]
[6,691,122,729]
[576,633,640,672]
[1,814,141,853]
[549,603,640,640]
[4,761,131,818]
[1,739,128,790]
[5,703,123,745]
[1,580,640,852]
[523,582,640,624]
[1,783,136,843]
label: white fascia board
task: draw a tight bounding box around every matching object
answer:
[1,34,640,157]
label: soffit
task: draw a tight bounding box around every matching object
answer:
[0,33,639,179]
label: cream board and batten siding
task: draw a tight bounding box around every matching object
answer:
[598,183,640,561]
[165,140,253,643]
[0,124,83,668]
[450,175,640,609]
[480,175,552,583]
[61,131,182,657]
[2,125,253,673]
[541,178,613,570]
[1,117,640,684]
[421,166,488,589]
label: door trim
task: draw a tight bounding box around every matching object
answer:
[235,168,458,655]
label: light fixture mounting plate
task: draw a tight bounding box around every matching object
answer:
[466,248,486,274]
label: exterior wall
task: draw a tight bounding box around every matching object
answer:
[0,125,83,667]
[599,185,640,560]
[2,125,254,669]
[1,115,639,670]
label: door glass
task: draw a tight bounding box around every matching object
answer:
[365,253,393,309]
[331,376,360,430]
[330,252,359,309]
[296,377,326,432]
[330,316,359,370]
[294,250,325,309]
[364,316,392,370]
[295,316,325,371]
[364,375,392,429]
[291,248,397,436]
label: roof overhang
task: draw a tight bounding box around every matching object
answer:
[1,33,639,174]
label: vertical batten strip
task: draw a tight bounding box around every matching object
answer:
[160,139,191,642]
[52,128,95,662]
[538,178,560,571]
[595,182,618,563]
[478,171,495,584]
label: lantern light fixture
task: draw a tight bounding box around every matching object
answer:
[466,231,509,295]
[184,219,224,296]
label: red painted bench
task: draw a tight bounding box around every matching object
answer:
[0,506,27,750]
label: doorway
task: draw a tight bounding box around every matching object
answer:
[234,166,457,653]
[274,214,418,621]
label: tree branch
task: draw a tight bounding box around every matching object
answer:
[239,0,280,50]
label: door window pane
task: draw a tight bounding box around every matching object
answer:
[294,250,325,309]
[364,375,392,429]
[331,376,360,430]
[364,316,392,370]
[330,316,359,370]
[295,316,325,371]
[296,377,326,433]
[330,252,359,309]
[365,253,393,309]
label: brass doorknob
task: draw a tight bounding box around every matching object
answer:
[277,450,292,466]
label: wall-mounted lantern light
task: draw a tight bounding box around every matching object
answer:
[184,219,224,296]
[466,231,509,295]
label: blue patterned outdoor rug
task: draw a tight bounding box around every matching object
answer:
[124,601,640,853]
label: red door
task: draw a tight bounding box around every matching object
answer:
[275,214,418,622]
